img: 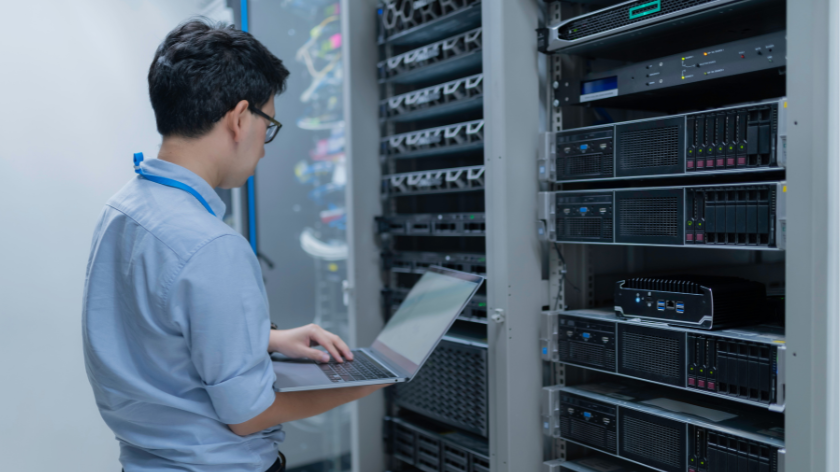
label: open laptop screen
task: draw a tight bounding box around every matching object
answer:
[371,267,483,376]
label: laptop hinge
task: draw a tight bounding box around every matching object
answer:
[364,348,411,379]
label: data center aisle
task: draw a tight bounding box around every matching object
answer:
[539,1,788,471]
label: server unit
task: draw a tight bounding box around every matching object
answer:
[538,99,786,183]
[393,337,489,437]
[614,275,767,329]
[378,213,487,237]
[553,31,786,111]
[381,73,484,122]
[538,182,786,249]
[379,0,482,47]
[383,251,487,276]
[540,310,786,410]
[542,383,785,472]
[380,119,485,160]
[544,456,647,472]
[538,0,784,59]
[385,416,489,472]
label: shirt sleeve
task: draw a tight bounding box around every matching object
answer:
[168,234,276,425]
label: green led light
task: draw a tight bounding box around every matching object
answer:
[478,303,486,307]
[688,221,693,226]
[470,215,475,219]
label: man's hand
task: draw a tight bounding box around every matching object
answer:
[268,324,354,363]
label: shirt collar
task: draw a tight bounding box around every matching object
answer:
[140,158,227,219]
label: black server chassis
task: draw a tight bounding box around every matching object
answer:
[537,182,786,250]
[540,310,785,411]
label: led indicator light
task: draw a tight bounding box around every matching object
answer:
[580,207,588,213]
[580,144,588,150]
[582,332,591,339]
[583,412,592,418]
[704,52,708,56]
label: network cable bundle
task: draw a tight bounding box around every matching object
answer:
[375,1,489,469]
[536,0,786,468]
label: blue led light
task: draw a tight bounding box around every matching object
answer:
[582,332,591,339]
[636,297,641,303]
[583,412,592,418]
[580,144,589,150]
[580,207,588,213]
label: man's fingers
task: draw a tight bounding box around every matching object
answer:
[303,347,331,363]
[312,331,344,363]
[331,334,354,361]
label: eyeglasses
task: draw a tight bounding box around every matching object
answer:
[249,106,283,144]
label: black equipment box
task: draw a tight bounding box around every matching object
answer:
[614,275,766,329]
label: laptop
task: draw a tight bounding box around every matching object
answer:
[272,266,484,392]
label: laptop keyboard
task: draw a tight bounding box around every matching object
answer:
[318,351,396,383]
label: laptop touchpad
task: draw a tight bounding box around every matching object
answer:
[271,359,331,389]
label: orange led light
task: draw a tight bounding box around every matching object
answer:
[704,52,708,56]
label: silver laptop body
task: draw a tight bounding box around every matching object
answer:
[272,266,485,392]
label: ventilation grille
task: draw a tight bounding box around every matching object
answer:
[394,341,488,436]
[619,126,680,169]
[622,416,682,469]
[618,197,679,236]
[566,155,604,176]
[622,277,703,294]
[568,219,603,238]
[560,0,713,41]
[560,341,616,370]
[561,417,617,453]
[621,332,681,380]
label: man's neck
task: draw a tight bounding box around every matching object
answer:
[157,136,224,188]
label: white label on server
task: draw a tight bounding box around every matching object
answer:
[580,89,619,103]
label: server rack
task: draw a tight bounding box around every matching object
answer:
[536,0,798,470]
[373,2,492,470]
[341,1,839,471]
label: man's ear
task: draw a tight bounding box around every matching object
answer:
[227,100,250,142]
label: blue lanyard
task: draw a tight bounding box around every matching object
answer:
[133,152,216,217]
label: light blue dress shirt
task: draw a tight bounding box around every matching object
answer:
[82,158,283,472]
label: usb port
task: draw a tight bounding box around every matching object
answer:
[656,300,665,311]
[676,301,685,313]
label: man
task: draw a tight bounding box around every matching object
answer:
[82,20,382,472]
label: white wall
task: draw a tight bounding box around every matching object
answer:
[0,1,205,469]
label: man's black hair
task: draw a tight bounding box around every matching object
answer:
[148,18,290,138]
